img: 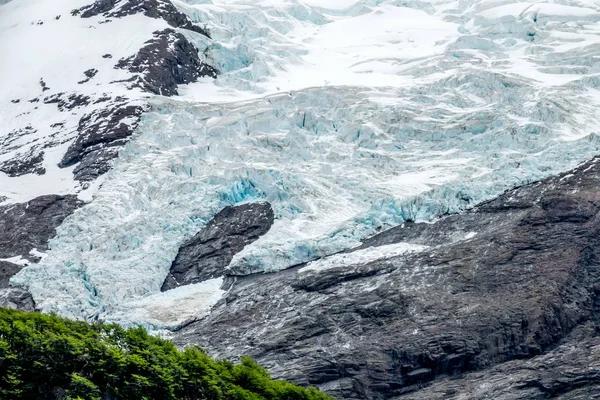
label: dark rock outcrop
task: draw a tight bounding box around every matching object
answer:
[75,0,211,37]
[0,195,83,260]
[0,262,35,312]
[78,68,98,84]
[43,92,91,111]
[396,323,600,400]
[59,102,146,181]
[0,147,45,176]
[0,195,81,312]
[0,288,35,311]
[0,261,25,289]
[115,29,217,96]
[162,202,274,291]
[174,156,600,399]
[0,126,37,154]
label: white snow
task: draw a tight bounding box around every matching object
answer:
[0,0,169,204]
[110,277,226,330]
[464,232,477,240]
[0,256,30,266]
[299,242,429,274]
[7,0,600,327]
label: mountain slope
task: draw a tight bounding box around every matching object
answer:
[2,0,600,398]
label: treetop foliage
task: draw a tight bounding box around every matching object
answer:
[0,308,333,400]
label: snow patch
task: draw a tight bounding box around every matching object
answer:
[0,256,30,266]
[299,242,429,274]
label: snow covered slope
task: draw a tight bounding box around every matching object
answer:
[5,0,600,328]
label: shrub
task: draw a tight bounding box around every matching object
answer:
[0,308,333,400]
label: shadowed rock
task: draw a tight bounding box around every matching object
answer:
[115,29,217,97]
[59,102,146,181]
[174,156,600,399]
[0,288,35,311]
[162,202,274,291]
[0,147,45,177]
[0,195,82,313]
[0,261,24,289]
[0,195,83,260]
[395,323,600,400]
[0,262,36,311]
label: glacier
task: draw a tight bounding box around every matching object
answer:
[8,0,600,329]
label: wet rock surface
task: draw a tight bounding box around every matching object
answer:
[116,29,217,96]
[162,202,274,291]
[174,156,600,399]
[0,195,83,260]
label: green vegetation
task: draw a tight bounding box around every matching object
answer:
[0,308,332,400]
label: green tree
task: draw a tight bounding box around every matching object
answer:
[0,308,334,400]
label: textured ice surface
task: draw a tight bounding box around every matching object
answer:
[11,0,600,327]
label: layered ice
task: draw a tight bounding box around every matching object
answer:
[11,0,600,327]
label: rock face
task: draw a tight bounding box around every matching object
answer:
[75,0,211,37]
[0,194,82,311]
[0,260,36,313]
[0,195,83,260]
[0,147,46,177]
[162,202,274,291]
[0,288,35,312]
[395,322,600,400]
[0,261,24,289]
[174,157,600,399]
[115,29,217,96]
[58,101,147,181]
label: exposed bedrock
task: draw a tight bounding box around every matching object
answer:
[0,147,46,177]
[0,195,83,261]
[162,202,274,291]
[58,102,147,181]
[0,288,35,312]
[0,194,83,311]
[75,0,211,37]
[115,29,217,96]
[395,322,600,400]
[0,261,31,311]
[174,156,600,399]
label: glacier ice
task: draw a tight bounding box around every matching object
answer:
[11,0,600,328]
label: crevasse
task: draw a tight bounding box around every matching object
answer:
[12,0,600,329]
